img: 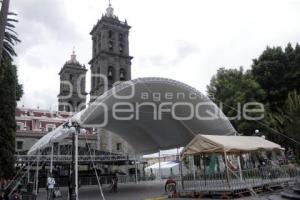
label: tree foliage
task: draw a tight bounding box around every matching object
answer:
[208,43,300,156]
[1,12,20,61]
[251,43,300,152]
[207,67,266,135]
[251,43,300,111]
[0,56,17,178]
[0,5,22,178]
[268,91,300,151]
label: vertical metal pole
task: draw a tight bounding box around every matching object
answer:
[234,133,243,181]
[35,150,39,195]
[71,132,76,200]
[135,154,138,184]
[179,158,184,190]
[58,143,60,155]
[75,131,79,200]
[192,155,196,181]
[50,144,54,174]
[27,161,30,183]
[96,128,101,150]
[224,150,230,187]
[158,151,161,179]
[203,154,206,186]
[237,153,243,181]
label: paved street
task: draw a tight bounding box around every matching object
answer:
[35,181,289,200]
[37,181,168,200]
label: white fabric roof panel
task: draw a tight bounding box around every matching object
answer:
[180,134,284,157]
[27,125,71,155]
[28,77,236,155]
[79,77,236,154]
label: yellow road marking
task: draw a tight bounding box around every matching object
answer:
[144,197,167,200]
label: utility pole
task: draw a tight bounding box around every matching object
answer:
[0,0,10,63]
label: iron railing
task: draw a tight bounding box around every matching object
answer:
[177,165,299,192]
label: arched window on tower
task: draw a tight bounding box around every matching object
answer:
[119,33,123,41]
[119,43,124,53]
[108,67,114,81]
[70,74,73,82]
[108,41,114,51]
[108,30,114,51]
[98,33,102,50]
[96,67,100,88]
[119,33,124,53]
[120,68,126,81]
[108,30,114,39]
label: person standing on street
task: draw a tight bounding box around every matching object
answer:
[47,173,56,200]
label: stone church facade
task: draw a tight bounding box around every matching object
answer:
[15,3,135,157]
[89,3,134,155]
[89,3,133,102]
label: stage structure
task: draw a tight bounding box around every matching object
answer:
[27,77,237,200]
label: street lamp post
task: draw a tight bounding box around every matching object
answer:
[63,121,80,200]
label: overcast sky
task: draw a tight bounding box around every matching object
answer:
[10,0,300,110]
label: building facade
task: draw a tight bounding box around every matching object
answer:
[15,107,97,153]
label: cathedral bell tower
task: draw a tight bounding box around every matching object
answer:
[89,2,133,102]
[58,50,87,112]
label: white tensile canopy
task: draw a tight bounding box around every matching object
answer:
[28,125,71,155]
[28,77,237,155]
[180,134,284,158]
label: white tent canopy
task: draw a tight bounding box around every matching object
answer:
[180,134,284,158]
[28,77,237,155]
[144,161,186,178]
[145,161,178,170]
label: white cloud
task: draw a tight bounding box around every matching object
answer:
[10,0,300,109]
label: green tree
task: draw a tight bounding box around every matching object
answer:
[251,43,300,112]
[0,1,22,179]
[268,91,300,155]
[207,67,266,135]
[251,43,300,151]
[0,56,17,178]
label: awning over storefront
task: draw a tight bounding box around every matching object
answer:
[180,134,284,158]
